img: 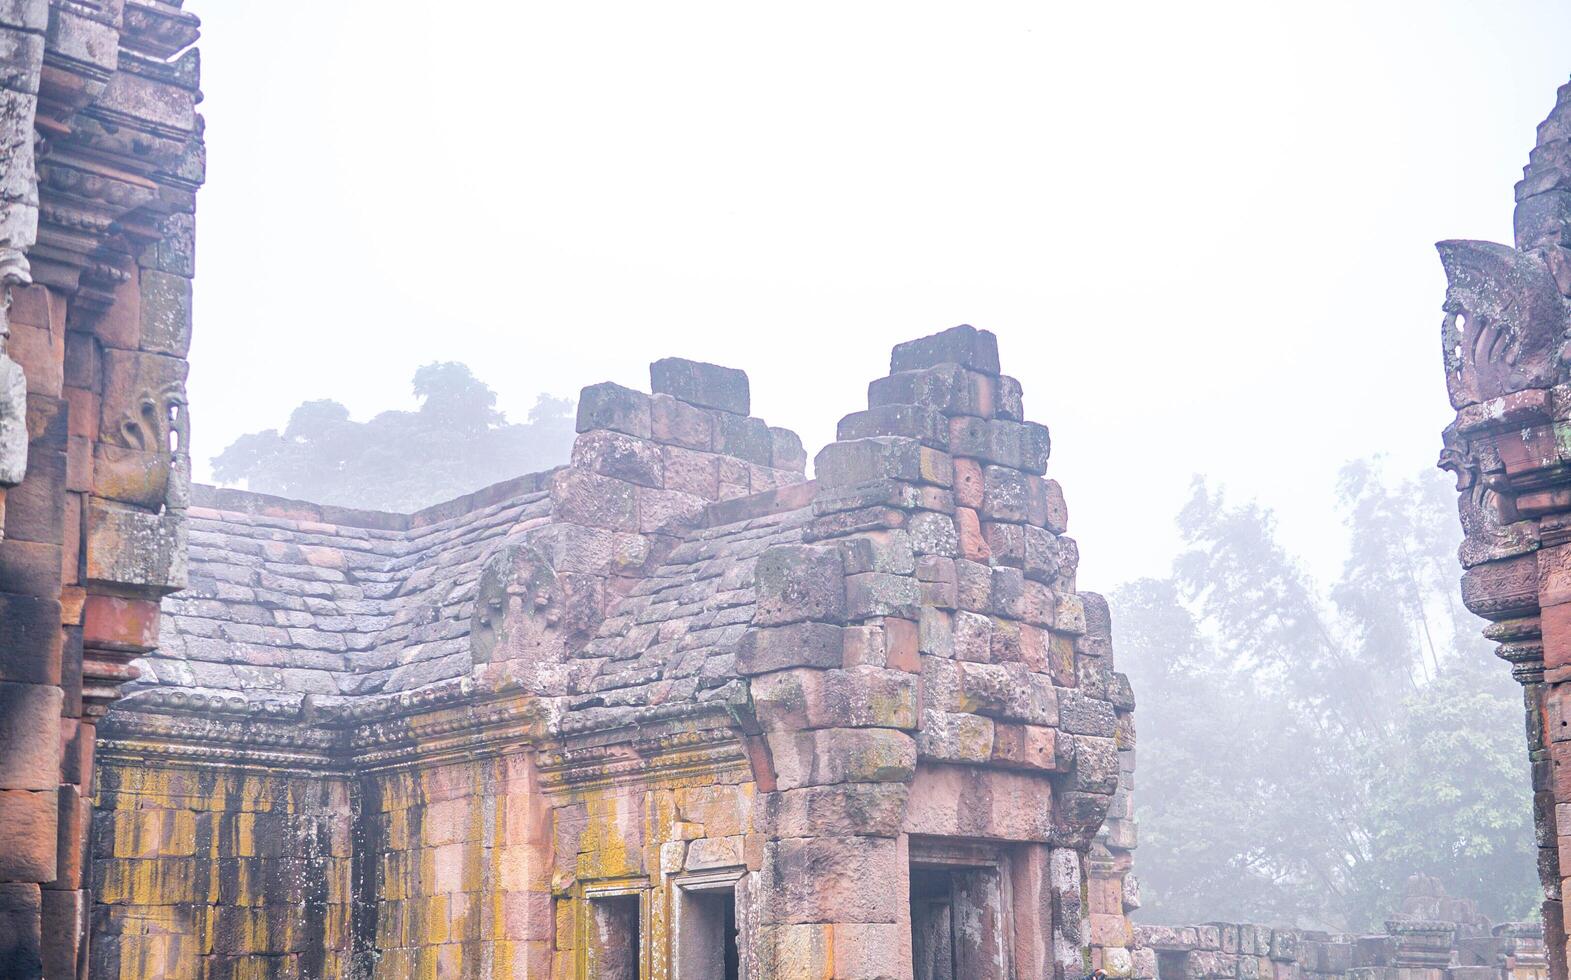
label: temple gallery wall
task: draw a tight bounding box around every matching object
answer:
[0,1,1564,976]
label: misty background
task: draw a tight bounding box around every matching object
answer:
[189,0,1571,928]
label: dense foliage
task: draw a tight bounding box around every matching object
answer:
[212,363,575,513]
[1112,463,1535,930]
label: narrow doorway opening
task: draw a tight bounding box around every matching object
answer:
[588,894,641,980]
[675,876,740,980]
[910,864,1008,980]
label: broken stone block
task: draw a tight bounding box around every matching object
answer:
[890,324,1001,376]
[649,357,750,415]
[754,545,846,625]
[736,623,845,675]
[575,381,651,437]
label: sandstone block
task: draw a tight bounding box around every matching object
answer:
[841,624,886,668]
[714,413,773,466]
[769,427,807,473]
[992,723,1060,771]
[751,667,919,731]
[759,835,905,923]
[575,382,651,437]
[844,572,920,620]
[907,511,958,557]
[754,545,846,625]
[82,595,159,652]
[138,269,193,357]
[737,623,845,675]
[836,530,915,576]
[83,500,186,591]
[636,486,707,533]
[1070,735,1120,793]
[649,392,713,450]
[0,595,61,685]
[0,682,63,790]
[549,468,638,532]
[890,325,1000,376]
[952,610,992,663]
[0,883,41,978]
[981,464,1031,523]
[649,357,749,415]
[883,617,919,673]
[0,789,56,879]
[755,783,909,838]
[833,922,916,979]
[868,363,996,418]
[1037,477,1068,533]
[952,457,984,509]
[997,375,1024,420]
[915,709,994,764]
[570,429,663,488]
[837,405,949,449]
[661,444,720,499]
[814,437,925,489]
[766,729,916,789]
[903,765,1056,841]
[1060,690,1117,736]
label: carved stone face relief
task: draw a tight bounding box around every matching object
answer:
[1437,239,1569,409]
[96,350,189,509]
[472,542,605,668]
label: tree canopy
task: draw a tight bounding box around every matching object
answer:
[212,362,575,513]
[1113,463,1535,930]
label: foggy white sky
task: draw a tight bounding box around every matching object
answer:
[189,0,1571,592]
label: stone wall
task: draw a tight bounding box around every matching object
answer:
[0,2,203,976]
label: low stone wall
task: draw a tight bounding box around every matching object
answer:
[1136,920,1547,980]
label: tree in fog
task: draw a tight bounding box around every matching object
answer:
[213,362,575,512]
[1114,464,1534,930]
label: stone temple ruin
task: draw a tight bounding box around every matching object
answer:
[0,3,1564,978]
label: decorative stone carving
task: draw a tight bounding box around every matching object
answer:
[1439,239,1570,409]
[471,540,605,670]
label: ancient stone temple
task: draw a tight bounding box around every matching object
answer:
[1436,76,1571,980]
[0,1,202,976]
[82,328,1144,978]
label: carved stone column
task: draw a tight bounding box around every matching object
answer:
[1438,77,1571,980]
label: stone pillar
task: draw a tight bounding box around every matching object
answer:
[0,2,203,975]
[1437,77,1571,980]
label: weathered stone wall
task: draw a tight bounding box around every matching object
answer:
[0,2,203,975]
[89,762,351,978]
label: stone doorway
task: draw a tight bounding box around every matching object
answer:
[910,845,1011,980]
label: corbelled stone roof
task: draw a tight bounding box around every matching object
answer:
[145,474,558,698]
